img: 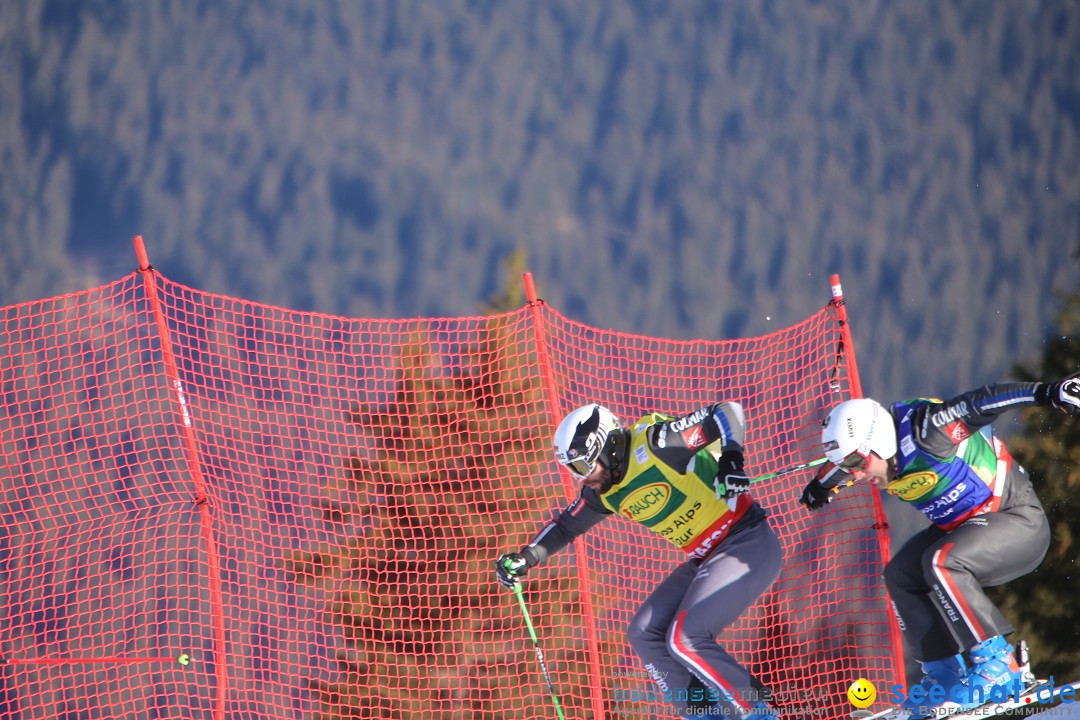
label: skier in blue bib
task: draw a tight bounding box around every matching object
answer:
[801,374,1080,718]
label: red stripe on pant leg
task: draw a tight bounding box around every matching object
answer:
[932,542,987,641]
[669,610,749,711]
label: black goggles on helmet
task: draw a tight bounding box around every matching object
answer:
[565,458,594,478]
[837,450,870,471]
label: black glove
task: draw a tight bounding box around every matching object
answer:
[1036,371,1080,415]
[800,462,846,511]
[495,552,529,589]
[800,479,837,511]
[713,453,750,500]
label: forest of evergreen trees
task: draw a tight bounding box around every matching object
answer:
[2,1,1079,404]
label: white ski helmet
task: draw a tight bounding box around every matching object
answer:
[821,398,897,469]
[554,404,621,479]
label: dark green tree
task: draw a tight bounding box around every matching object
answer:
[480,247,529,315]
[988,290,1080,681]
[290,263,606,718]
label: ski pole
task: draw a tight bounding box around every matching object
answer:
[715,457,829,497]
[511,583,567,720]
[750,456,827,483]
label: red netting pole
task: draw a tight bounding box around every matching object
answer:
[133,236,228,720]
[829,273,907,688]
[523,272,607,720]
[829,274,864,400]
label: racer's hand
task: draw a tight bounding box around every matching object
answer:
[712,453,750,500]
[1038,371,1080,415]
[715,470,751,500]
[800,462,847,511]
[496,552,529,589]
[800,478,838,511]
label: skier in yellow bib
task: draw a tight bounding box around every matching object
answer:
[496,403,782,719]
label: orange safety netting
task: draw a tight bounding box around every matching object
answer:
[0,260,899,720]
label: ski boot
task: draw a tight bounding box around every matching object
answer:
[957,636,1025,709]
[899,654,967,719]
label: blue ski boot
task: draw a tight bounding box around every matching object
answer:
[899,654,966,719]
[959,636,1025,710]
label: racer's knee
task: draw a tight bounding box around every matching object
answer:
[883,554,926,595]
[627,609,668,658]
[665,610,714,659]
[921,544,965,588]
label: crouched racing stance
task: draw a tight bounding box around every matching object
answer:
[802,375,1080,717]
[497,402,782,719]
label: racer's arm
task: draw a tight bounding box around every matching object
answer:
[521,486,612,565]
[702,401,751,497]
[496,486,611,587]
[653,401,750,498]
[653,401,746,466]
[706,400,747,454]
[913,379,1075,456]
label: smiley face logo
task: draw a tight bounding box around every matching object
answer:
[847,678,877,708]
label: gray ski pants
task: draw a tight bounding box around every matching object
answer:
[883,501,1050,661]
[626,517,783,718]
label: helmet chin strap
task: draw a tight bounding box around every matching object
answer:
[598,430,630,484]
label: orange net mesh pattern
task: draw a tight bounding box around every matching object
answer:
[0,269,897,720]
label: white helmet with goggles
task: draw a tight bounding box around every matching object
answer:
[554,404,621,479]
[821,398,897,470]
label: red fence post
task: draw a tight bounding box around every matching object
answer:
[522,272,608,720]
[134,236,229,720]
[828,273,907,690]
